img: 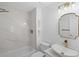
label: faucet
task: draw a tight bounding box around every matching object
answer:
[64,40,68,48]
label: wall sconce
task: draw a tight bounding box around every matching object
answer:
[58,2,75,10]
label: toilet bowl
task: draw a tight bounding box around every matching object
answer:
[30,42,51,57]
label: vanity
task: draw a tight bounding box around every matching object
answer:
[43,3,79,57]
[43,12,79,57]
[44,44,79,57]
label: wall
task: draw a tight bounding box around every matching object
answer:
[40,2,79,51]
[58,3,79,51]
[0,7,30,54]
[27,8,37,49]
[28,7,43,49]
[41,3,62,45]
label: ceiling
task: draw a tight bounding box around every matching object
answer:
[0,2,53,12]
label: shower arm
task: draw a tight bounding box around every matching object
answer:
[0,8,8,12]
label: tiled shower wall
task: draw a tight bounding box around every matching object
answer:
[27,8,37,49]
[0,8,30,54]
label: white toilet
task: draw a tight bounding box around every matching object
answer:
[30,42,51,57]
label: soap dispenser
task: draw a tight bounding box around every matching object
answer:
[64,40,68,48]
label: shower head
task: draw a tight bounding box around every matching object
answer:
[0,8,8,12]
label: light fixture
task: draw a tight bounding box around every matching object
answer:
[58,2,75,10]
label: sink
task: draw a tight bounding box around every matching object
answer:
[51,44,79,57]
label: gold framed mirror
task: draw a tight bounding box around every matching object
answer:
[58,13,79,39]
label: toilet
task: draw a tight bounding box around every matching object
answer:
[30,42,51,57]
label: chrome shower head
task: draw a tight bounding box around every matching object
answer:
[0,8,8,12]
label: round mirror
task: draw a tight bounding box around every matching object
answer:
[58,13,79,39]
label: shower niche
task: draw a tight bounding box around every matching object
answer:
[58,13,79,39]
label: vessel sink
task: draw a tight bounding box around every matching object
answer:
[51,44,79,57]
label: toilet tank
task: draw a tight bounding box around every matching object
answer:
[39,42,51,51]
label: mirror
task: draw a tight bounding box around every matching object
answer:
[58,13,79,39]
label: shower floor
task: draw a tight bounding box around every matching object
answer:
[0,46,36,57]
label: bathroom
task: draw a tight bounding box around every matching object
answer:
[0,2,79,57]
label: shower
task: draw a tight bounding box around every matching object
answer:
[0,8,8,12]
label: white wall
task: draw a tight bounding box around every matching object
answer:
[41,3,62,44]
[28,8,37,49]
[0,7,30,53]
[40,2,79,51]
[36,7,42,49]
